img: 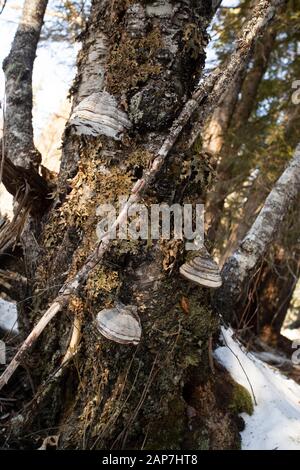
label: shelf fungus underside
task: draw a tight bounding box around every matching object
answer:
[68,91,132,140]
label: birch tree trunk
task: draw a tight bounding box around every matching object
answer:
[215,144,300,322]
[3,0,48,168]
[3,0,244,450]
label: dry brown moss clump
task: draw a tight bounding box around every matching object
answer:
[107,28,162,95]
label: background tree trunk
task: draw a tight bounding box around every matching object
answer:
[205,27,277,243]
[3,0,48,168]
[215,144,300,325]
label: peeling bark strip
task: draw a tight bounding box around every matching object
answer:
[2,0,48,168]
[73,32,108,105]
[0,0,286,391]
[215,143,300,320]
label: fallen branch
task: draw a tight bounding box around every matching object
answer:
[0,151,51,254]
[0,187,31,254]
[0,150,51,212]
[0,147,52,253]
[0,0,285,391]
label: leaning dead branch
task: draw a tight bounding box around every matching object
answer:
[0,0,7,16]
[0,0,285,391]
[0,191,31,254]
[215,143,300,320]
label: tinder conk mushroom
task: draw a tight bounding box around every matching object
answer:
[96,302,141,345]
[180,247,222,288]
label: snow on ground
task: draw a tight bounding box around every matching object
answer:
[0,184,13,219]
[282,327,300,342]
[214,327,300,450]
[0,298,18,334]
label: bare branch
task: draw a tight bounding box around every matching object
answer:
[0,301,63,388]
[0,0,7,16]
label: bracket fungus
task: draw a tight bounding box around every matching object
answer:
[96,302,141,345]
[180,247,222,288]
[69,91,132,140]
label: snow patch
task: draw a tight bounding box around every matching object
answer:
[0,298,18,334]
[282,327,300,342]
[214,327,300,450]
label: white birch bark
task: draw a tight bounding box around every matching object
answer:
[215,143,300,319]
[3,0,48,169]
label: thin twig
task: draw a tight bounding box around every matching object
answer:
[208,335,215,374]
[220,328,257,406]
[0,94,6,184]
[0,301,64,389]
[0,0,7,16]
[53,314,82,379]
[91,353,141,449]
